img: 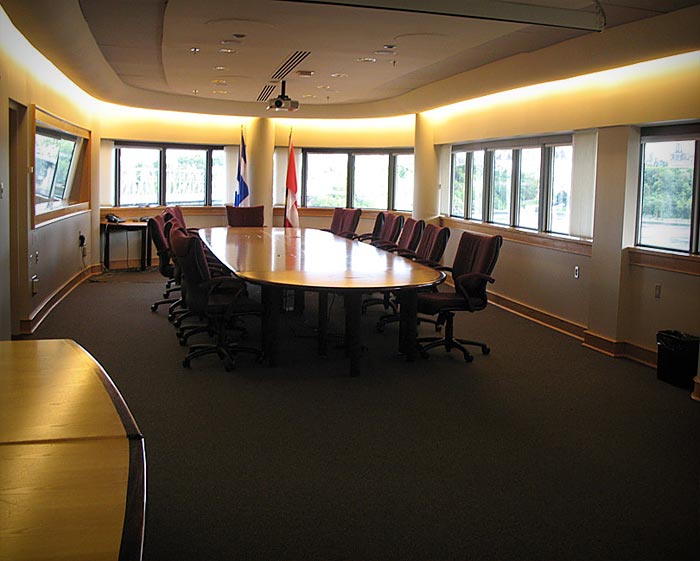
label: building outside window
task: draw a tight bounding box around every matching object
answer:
[35,129,77,203]
[637,133,698,253]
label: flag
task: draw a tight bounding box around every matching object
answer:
[234,128,250,207]
[284,130,300,228]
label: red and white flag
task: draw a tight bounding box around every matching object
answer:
[284,130,300,228]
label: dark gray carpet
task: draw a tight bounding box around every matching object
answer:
[29,269,700,561]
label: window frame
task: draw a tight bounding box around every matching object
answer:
[636,124,700,255]
[300,148,414,211]
[449,134,572,235]
[114,141,224,207]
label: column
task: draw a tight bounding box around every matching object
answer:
[247,117,275,227]
[413,113,440,222]
[584,125,640,354]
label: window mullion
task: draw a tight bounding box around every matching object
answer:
[691,141,700,254]
[347,153,354,208]
[205,149,213,206]
[540,146,552,232]
[484,150,494,222]
[388,154,396,210]
[159,148,166,206]
[511,149,520,227]
[115,148,122,207]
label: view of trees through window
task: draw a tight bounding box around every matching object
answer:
[304,150,413,211]
[638,140,695,251]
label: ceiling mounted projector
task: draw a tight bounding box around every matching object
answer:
[266,81,300,112]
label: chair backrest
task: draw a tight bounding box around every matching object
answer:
[367,212,386,240]
[414,224,450,264]
[378,213,404,244]
[226,204,265,227]
[395,218,425,252]
[163,205,186,226]
[148,215,174,277]
[339,208,362,237]
[451,231,503,302]
[327,208,345,234]
[169,227,211,313]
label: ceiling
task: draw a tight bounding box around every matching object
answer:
[2,0,699,117]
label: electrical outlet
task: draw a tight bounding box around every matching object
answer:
[655,284,662,299]
[574,265,580,279]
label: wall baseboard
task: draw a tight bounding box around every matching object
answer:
[489,291,656,368]
[17,265,102,335]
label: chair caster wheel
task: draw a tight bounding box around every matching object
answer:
[464,354,474,363]
[182,359,190,368]
[150,304,158,312]
[483,347,491,355]
[178,338,187,346]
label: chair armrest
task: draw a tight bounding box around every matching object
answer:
[394,248,416,258]
[354,232,374,241]
[373,241,397,251]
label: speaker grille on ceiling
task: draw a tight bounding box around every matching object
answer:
[270,50,311,81]
[257,84,277,102]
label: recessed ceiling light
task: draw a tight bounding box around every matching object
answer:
[220,39,242,45]
[330,73,348,78]
[296,70,315,78]
[317,85,331,89]
[218,48,237,54]
[374,49,394,55]
[213,66,227,71]
[212,90,228,94]
[190,47,200,53]
[211,79,228,85]
[356,57,376,63]
[192,89,199,94]
[231,33,246,39]
[383,44,396,49]
[302,94,316,98]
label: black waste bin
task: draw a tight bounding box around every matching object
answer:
[657,330,699,390]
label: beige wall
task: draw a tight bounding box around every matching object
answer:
[0,2,699,359]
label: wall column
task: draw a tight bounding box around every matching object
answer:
[247,117,275,226]
[584,125,640,354]
[413,113,439,222]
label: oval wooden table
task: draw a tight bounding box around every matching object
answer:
[199,226,445,376]
[0,339,145,561]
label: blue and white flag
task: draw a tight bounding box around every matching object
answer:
[235,129,250,207]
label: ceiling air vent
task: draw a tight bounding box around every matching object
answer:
[270,51,311,81]
[257,84,277,102]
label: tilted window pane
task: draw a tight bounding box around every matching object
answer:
[394,154,414,212]
[211,149,226,205]
[52,138,76,200]
[353,154,389,209]
[119,147,160,206]
[166,148,206,205]
[451,152,466,217]
[518,148,541,230]
[549,145,573,234]
[639,140,694,251]
[492,149,512,225]
[35,133,60,200]
[470,150,485,220]
[305,153,348,207]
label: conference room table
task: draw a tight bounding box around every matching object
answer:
[199,226,446,376]
[0,339,145,561]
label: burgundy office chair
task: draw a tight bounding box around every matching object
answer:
[225,204,265,227]
[169,227,262,371]
[416,230,502,362]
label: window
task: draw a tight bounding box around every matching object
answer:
[303,149,413,210]
[450,135,572,235]
[637,125,700,253]
[33,107,90,222]
[115,143,224,206]
[35,129,77,203]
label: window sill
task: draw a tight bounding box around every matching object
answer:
[441,216,592,256]
[627,247,700,276]
[34,202,90,227]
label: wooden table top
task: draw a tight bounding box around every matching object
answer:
[199,226,445,291]
[0,339,143,561]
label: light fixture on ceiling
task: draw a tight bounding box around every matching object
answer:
[218,48,237,54]
[213,66,227,71]
[330,73,348,78]
[296,70,315,77]
[190,47,200,53]
[212,90,228,94]
[356,57,376,63]
[266,80,300,112]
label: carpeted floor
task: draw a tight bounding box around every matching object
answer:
[29,269,700,560]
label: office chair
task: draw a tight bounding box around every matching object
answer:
[354,211,388,242]
[225,204,265,227]
[148,215,181,312]
[362,217,425,313]
[368,212,404,247]
[322,208,362,238]
[375,223,451,331]
[169,227,262,371]
[416,230,502,362]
